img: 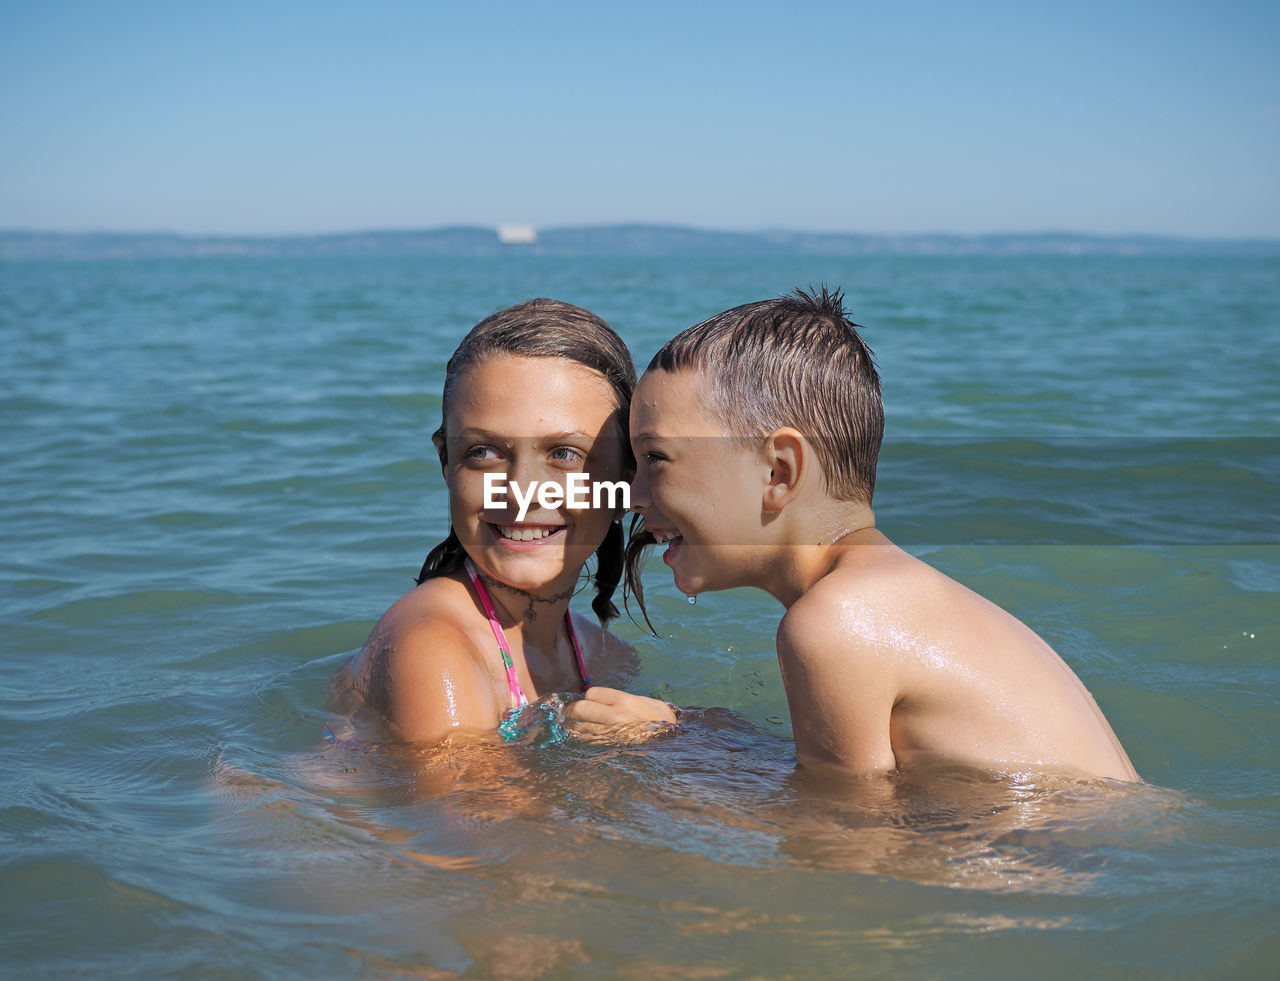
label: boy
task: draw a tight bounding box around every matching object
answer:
[583,287,1138,781]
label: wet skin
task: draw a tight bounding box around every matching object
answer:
[626,366,1139,781]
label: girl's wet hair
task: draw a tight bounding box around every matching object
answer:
[624,286,882,625]
[416,298,638,624]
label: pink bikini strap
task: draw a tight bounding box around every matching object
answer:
[464,558,590,709]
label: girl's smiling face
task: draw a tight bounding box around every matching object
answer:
[442,353,629,594]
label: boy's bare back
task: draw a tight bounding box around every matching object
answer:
[777,529,1139,781]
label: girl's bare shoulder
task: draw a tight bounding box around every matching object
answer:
[375,574,476,633]
[353,578,488,694]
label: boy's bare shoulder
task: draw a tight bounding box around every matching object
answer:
[782,543,944,645]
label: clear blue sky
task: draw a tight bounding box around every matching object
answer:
[1,0,1276,237]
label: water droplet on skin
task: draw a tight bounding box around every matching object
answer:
[687,594,697,605]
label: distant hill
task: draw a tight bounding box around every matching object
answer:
[2,224,1278,260]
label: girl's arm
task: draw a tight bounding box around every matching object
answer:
[357,616,498,743]
[563,686,677,726]
[563,616,678,726]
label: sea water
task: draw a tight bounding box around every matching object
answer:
[1,253,1277,978]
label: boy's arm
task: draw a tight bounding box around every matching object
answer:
[775,608,899,776]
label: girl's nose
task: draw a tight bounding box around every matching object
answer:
[508,453,541,488]
[627,464,651,512]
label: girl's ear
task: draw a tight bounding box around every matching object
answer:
[761,428,806,513]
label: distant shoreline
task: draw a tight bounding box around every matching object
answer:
[3,224,1278,260]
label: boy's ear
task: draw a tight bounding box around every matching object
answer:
[761,428,806,513]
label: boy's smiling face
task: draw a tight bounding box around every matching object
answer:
[629,367,768,595]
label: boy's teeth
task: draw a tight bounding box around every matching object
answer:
[499,525,555,541]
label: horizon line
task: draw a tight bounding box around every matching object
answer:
[3,223,1279,244]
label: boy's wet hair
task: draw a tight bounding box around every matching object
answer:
[651,285,882,502]
[416,298,639,624]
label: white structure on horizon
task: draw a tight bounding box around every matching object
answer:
[497,224,537,245]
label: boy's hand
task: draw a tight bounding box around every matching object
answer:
[563,686,678,727]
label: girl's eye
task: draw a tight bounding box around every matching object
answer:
[464,445,500,461]
[644,450,668,464]
[550,446,586,466]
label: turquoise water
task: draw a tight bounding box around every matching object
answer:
[2,254,1277,977]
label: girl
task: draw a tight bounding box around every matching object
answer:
[348,299,675,744]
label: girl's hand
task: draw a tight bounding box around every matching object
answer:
[563,686,678,727]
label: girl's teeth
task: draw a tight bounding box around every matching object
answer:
[499,525,555,541]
